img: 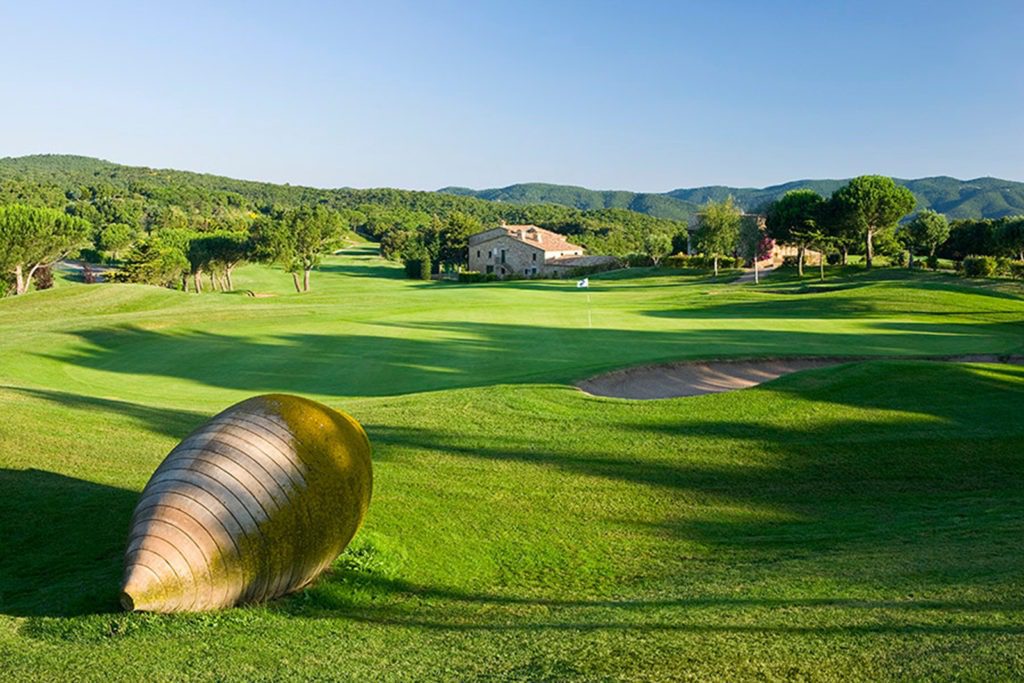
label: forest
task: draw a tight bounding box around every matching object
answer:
[0,155,688,293]
[2,155,1024,296]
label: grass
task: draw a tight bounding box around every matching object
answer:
[2,247,1024,680]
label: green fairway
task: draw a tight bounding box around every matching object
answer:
[3,247,1024,680]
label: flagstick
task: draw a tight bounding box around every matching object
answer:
[587,292,592,329]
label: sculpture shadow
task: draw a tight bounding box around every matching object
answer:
[0,469,136,617]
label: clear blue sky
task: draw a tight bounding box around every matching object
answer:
[1,1,1021,191]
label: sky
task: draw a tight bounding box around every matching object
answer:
[1,0,1022,191]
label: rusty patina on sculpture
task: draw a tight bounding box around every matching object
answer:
[121,394,372,612]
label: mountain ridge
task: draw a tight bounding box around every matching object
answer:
[440,175,1024,221]
[2,155,1021,222]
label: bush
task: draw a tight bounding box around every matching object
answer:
[456,271,497,283]
[781,255,799,268]
[926,254,939,271]
[33,266,54,290]
[403,257,431,280]
[665,253,696,268]
[623,253,653,267]
[665,254,741,270]
[962,255,998,278]
[1008,261,1024,280]
[893,251,908,267]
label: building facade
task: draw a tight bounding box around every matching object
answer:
[468,224,607,278]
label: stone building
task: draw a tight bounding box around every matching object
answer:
[467,224,615,278]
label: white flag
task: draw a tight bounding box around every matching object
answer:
[577,277,589,288]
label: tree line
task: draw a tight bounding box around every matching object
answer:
[1,156,691,294]
[4,157,1024,295]
[689,174,1024,279]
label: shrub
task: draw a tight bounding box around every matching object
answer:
[1008,261,1024,280]
[665,254,741,270]
[995,257,1013,277]
[893,251,908,267]
[665,253,694,268]
[781,255,799,268]
[623,252,653,267]
[33,266,54,290]
[403,257,431,280]
[456,271,498,283]
[962,255,998,278]
[926,254,940,271]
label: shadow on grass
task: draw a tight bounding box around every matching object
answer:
[0,469,135,617]
[40,315,1024,398]
[272,568,1024,635]
[3,386,205,440]
[5,362,1024,636]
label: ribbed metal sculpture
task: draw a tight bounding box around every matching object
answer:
[121,394,372,613]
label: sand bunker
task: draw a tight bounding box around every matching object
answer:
[577,355,1023,400]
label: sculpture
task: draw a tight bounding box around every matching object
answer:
[120,394,372,612]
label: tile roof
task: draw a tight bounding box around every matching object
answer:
[497,224,583,253]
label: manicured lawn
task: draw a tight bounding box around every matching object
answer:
[2,247,1024,680]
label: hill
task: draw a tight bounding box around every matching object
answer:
[441,176,1024,220]
[0,155,689,257]
[439,182,702,221]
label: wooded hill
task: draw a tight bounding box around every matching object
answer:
[0,155,688,257]
[441,176,1024,222]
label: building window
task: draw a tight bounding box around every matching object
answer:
[486,265,494,274]
[532,253,537,261]
[501,249,506,264]
[476,250,480,258]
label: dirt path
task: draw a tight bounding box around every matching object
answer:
[576,355,1024,400]
[732,263,775,285]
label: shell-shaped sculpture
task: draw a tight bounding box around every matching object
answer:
[121,394,372,613]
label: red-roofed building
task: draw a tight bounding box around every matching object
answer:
[468,224,614,278]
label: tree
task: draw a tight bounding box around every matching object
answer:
[642,231,672,267]
[186,235,213,293]
[817,196,861,265]
[251,206,345,292]
[693,198,740,277]
[438,211,481,270]
[0,204,91,295]
[737,215,772,284]
[997,215,1024,261]
[831,176,915,269]
[903,209,950,268]
[939,219,997,261]
[110,240,189,288]
[194,231,250,291]
[803,229,838,281]
[96,222,138,260]
[765,189,824,276]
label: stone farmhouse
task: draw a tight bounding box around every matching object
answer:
[467,224,615,278]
